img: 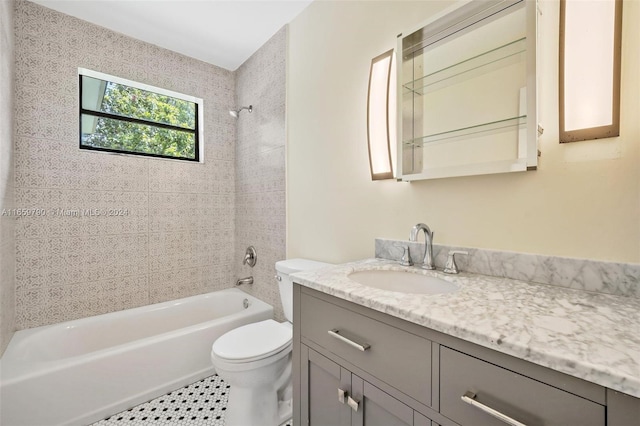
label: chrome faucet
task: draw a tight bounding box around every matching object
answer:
[236,276,254,286]
[409,223,435,270]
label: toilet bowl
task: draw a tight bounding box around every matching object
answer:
[210,259,331,426]
[211,319,293,426]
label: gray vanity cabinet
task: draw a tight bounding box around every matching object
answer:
[300,345,422,426]
[293,284,639,426]
[298,286,432,407]
[439,347,605,426]
[294,287,441,426]
[350,375,416,426]
[300,346,351,426]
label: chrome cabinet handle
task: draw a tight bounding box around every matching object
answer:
[338,388,347,404]
[328,329,371,352]
[347,396,360,412]
[461,392,527,426]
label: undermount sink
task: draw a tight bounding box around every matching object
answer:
[348,269,458,295]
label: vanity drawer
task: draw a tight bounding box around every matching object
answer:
[300,292,432,407]
[439,347,605,426]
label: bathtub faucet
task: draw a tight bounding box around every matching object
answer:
[235,276,254,286]
[243,246,257,267]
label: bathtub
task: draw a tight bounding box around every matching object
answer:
[0,288,273,426]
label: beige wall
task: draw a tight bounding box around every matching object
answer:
[287,0,640,264]
[0,0,16,355]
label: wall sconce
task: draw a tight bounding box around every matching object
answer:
[367,49,396,180]
[559,0,622,143]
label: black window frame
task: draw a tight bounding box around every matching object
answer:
[78,69,201,162]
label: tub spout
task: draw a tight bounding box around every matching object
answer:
[235,276,253,286]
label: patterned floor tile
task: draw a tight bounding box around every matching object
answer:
[91,374,292,426]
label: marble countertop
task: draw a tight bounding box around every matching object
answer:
[291,258,640,398]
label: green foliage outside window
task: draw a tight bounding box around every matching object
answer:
[80,73,199,161]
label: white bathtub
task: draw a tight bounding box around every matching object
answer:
[0,288,273,426]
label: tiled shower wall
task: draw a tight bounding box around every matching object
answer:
[13,0,237,329]
[0,0,17,354]
[234,29,287,320]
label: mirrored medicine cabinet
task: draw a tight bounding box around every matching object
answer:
[396,0,538,181]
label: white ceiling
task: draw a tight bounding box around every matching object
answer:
[31,0,313,71]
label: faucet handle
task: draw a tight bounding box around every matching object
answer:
[444,250,468,274]
[243,246,257,267]
[400,246,413,266]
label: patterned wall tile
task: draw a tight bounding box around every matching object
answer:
[11,1,285,330]
[234,28,287,319]
[236,147,286,195]
[149,265,227,304]
[16,0,88,41]
[14,83,77,140]
[148,159,233,195]
[15,274,149,329]
[15,233,148,291]
[15,137,150,192]
[15,188,148,239]
[149,229,232,273]
[149,192,231,233]
[0,239,16,353]
[0,0,16,355]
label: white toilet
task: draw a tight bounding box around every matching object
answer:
[210,259,331,426]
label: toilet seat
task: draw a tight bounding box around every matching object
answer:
[212,319,292,363]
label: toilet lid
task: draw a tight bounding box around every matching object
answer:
[212,319,292,362]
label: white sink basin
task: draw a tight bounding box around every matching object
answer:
[348,269,458,295]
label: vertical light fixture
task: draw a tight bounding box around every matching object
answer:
[367,49,396,180]
[559,0,622,143]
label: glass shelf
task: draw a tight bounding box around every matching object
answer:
[403,38,526,95]
[403,115,527,147]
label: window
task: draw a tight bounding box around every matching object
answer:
[79,68,203,161]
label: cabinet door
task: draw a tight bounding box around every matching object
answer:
[301,345,351,426]
[350,374,415,426]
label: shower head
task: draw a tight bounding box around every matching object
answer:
[229,105,252,118]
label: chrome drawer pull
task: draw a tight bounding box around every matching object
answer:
[347,396,360,412]
[338,388,347,404]
[328,329,371,351]
[461,391,527,426]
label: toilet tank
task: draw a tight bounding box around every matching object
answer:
[275,259,332,322]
